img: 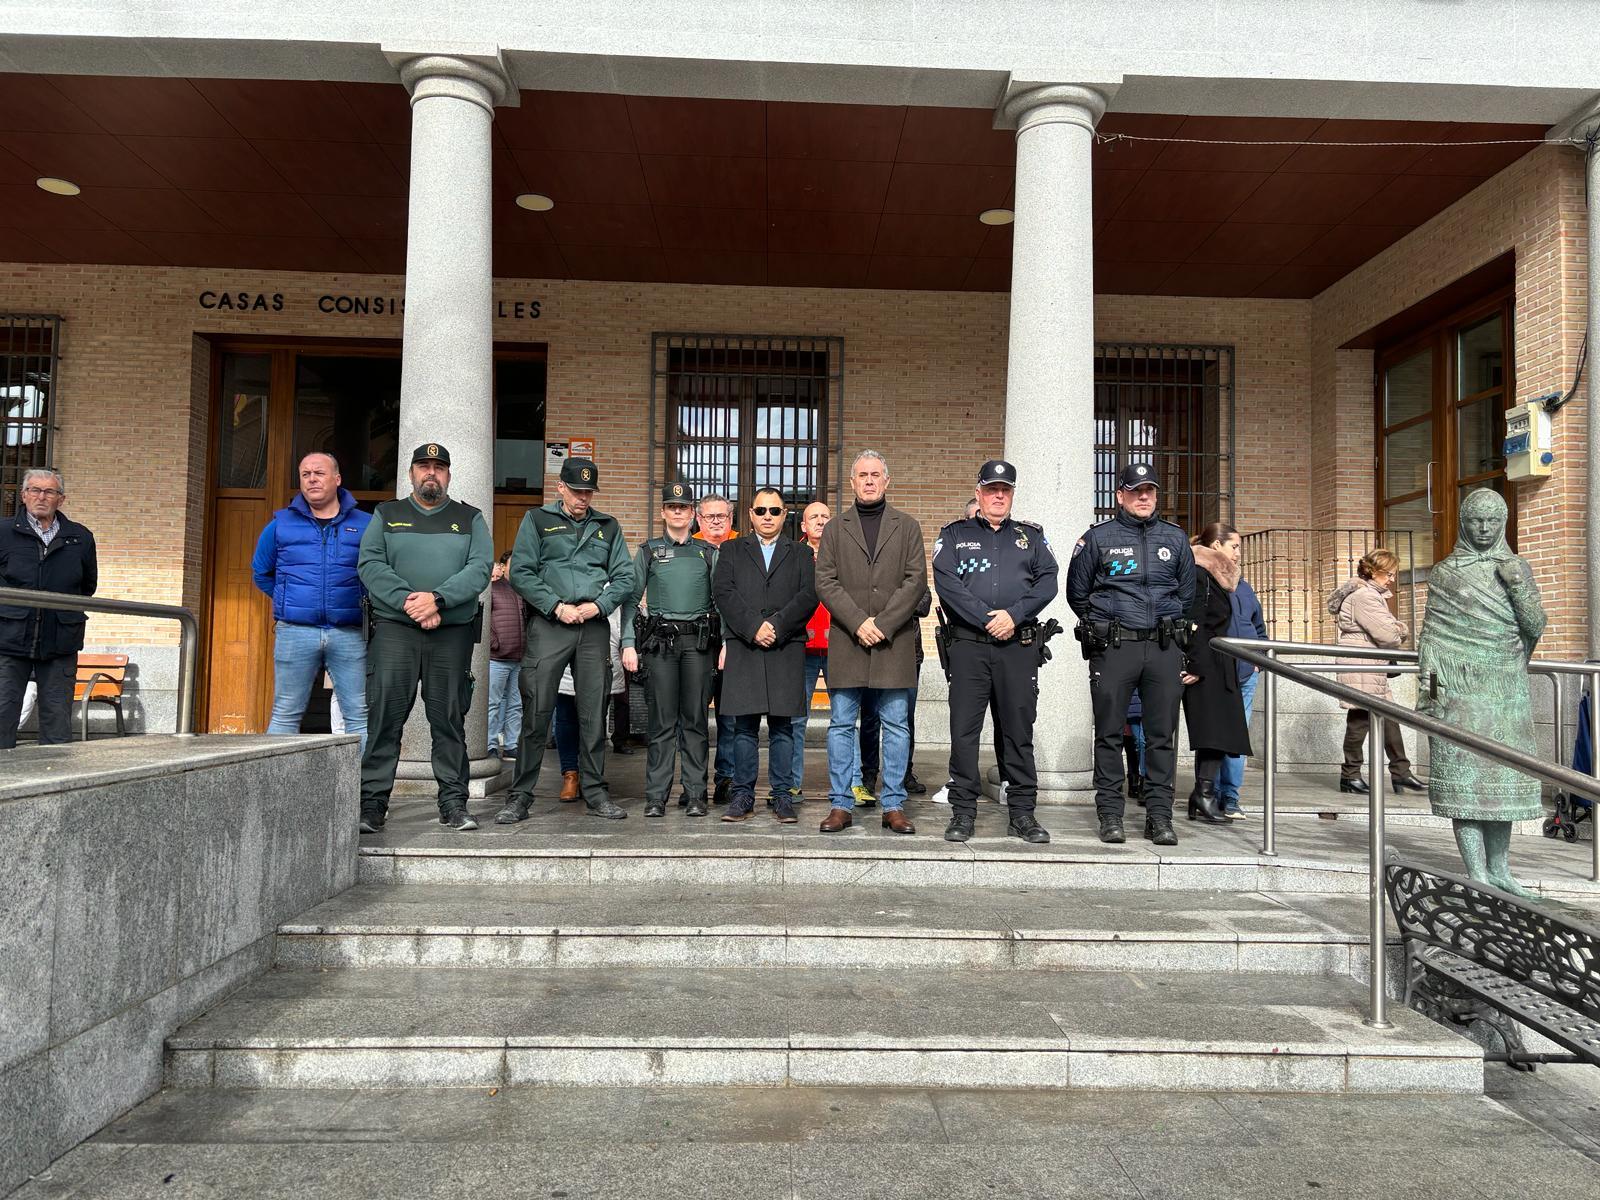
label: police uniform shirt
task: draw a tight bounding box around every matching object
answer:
[1064,512,1194,628]
[932,515,1060,631]
[622,536,715,647]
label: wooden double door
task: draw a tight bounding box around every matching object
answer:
[201,340,546,733]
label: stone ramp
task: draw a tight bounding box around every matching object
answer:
[275,882,1378,975]
[164,965,1479,1094]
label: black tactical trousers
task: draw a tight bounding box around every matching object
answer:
[643,632,714,803]
[946,636,1039,817]
[509,614,612,805]
[1090,639,1184,821]
[360,619,475,817]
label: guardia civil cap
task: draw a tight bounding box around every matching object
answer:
[1118,462,1159,490]
[976,459,1016,488]
[662,481,695,505]
[411,442,450,466]
[560,457,600,489]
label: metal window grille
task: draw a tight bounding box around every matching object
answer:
[1,315,61,517]
[650,334,844,539]
[1094,343,1234,532]
[1242,527,1420,644]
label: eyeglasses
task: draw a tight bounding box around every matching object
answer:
[22,487,61,497]
[700,513,730,521]
[751,506,784,517]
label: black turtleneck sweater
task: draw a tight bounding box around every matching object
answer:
[856,496,886,556]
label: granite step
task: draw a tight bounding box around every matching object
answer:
[275,882,1381,976]
[164,964,1481,1095]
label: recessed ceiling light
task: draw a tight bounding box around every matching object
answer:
[515,193,554,212]
[978,208,1014,226]
[36,177,80,197]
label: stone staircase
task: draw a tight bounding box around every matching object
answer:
[161,798,1489,1098]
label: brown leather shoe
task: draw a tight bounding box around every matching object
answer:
[882,810,916,835]
[559,770,581,802]
[819,808,853,833]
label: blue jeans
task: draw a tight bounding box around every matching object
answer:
[730,712,796,808]
[553,693,580,773]
[829,687,909,811]
[267,621,368,757]
[1218,671,1259,803]
[714,712,735,781]
[488,658,522,753]
[1129,718,1146,776]
[789,652,828,794]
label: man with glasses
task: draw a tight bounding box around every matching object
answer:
[711,488,815,822]
[0,469,98,747]
[693,492,739,804]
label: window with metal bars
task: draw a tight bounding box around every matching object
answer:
[1,315,60,517]
[1093,342,1234,535]
[650,334,843,539]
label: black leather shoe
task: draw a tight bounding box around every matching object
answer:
[904,772,927,795]
[1187,781,1228,824]
[1097,815,1126,844]
[1391,773,1426,793]
[644,800,667,818]
[1145,814,1178,846]
[1007,813,1051,844]
[713,777,731,806]
[944,812,975,842]
[685,797,708,817]
[1339,777,1370,795]
[494,796,532,824]
[586,798,627,820]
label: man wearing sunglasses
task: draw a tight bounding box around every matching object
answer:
[0,469,97,747]
[711,489,816,822]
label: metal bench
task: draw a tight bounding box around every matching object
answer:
[1384,858,1600,1069]
[74,652,128,741]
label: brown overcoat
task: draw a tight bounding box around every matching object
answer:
[814,502,929,690]
[1328,577,1409,707]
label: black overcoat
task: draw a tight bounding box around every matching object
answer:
[0,510,98,660]
[712,535,816,717]
[1182,564,1252,756]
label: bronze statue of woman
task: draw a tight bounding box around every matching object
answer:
[1417,488,1546,898]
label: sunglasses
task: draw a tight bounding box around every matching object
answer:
[751,506,784,517]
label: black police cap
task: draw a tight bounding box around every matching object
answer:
[662,481,695,505]
[976,459,1017,487]
[561,457,600,490]
[1118,462,1159,490]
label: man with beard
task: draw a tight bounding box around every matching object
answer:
[357,444,493,833]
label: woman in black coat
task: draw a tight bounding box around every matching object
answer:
[1182,521,1251,824]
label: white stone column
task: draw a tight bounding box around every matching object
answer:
[388,49,514,792]
[998,83,1110,802]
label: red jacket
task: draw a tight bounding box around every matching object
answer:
[803,540,830,653]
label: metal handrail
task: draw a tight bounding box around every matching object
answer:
[1215,637,1600,1030]
[0,587,198,736]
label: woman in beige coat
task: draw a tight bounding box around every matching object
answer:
[1326,548,1424,794]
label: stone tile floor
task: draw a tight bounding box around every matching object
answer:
[14,1067,1600,1198]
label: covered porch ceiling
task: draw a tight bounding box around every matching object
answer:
[0,74,1548,299]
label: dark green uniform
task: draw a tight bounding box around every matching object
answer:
[357,494,493,820]
[498,494,636,819]
[623,535,718,811]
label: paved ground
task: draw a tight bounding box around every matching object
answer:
[15,1069,1600,1198]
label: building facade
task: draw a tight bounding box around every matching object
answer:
[1,2,1596,792]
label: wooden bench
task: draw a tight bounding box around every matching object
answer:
[1384,857,1600,1070]
[75,652,128,741]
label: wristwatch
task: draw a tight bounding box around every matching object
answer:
[431,591,445,610]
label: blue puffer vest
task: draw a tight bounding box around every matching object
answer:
[251,489,372,627]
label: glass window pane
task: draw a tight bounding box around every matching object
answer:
[494,358,547,494]
[1457,395,1504,480]
[1384,348,1432,427]
[218,353,271,489]
[1384,419,1432,497]
[1382,498,1433,574]
[292,356,402,493]
[1457,313,1504,397]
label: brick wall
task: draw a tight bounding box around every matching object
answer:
[0,264,1316,649]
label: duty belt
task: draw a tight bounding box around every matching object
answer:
[948,624,1033,645]
[1091,623,1161,641]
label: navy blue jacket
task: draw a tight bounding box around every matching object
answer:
[1227,576,1267,682]
[932,515,1059,633]
[252,489,372,627]
[1065,509,1194,628]
[0,510,97,659]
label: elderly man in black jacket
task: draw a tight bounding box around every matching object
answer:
[0,469,98,747]
[711,487,816,823]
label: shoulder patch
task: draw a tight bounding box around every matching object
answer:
[1014,519,1044,531]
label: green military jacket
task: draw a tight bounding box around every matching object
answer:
[357,496,493,626]
[510,500,636,620]
[621,535,717,648]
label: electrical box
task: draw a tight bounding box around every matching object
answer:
[1503,400,1553,480]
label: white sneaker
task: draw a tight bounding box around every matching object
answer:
[930,785,951,805]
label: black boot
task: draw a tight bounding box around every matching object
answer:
[1339,777,1370,795]
[944,812,975,842]
[1144,814,1177,846]
[1391,772,1426,792]
[1097,814,1126,844]
[1187,780,1228,824]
